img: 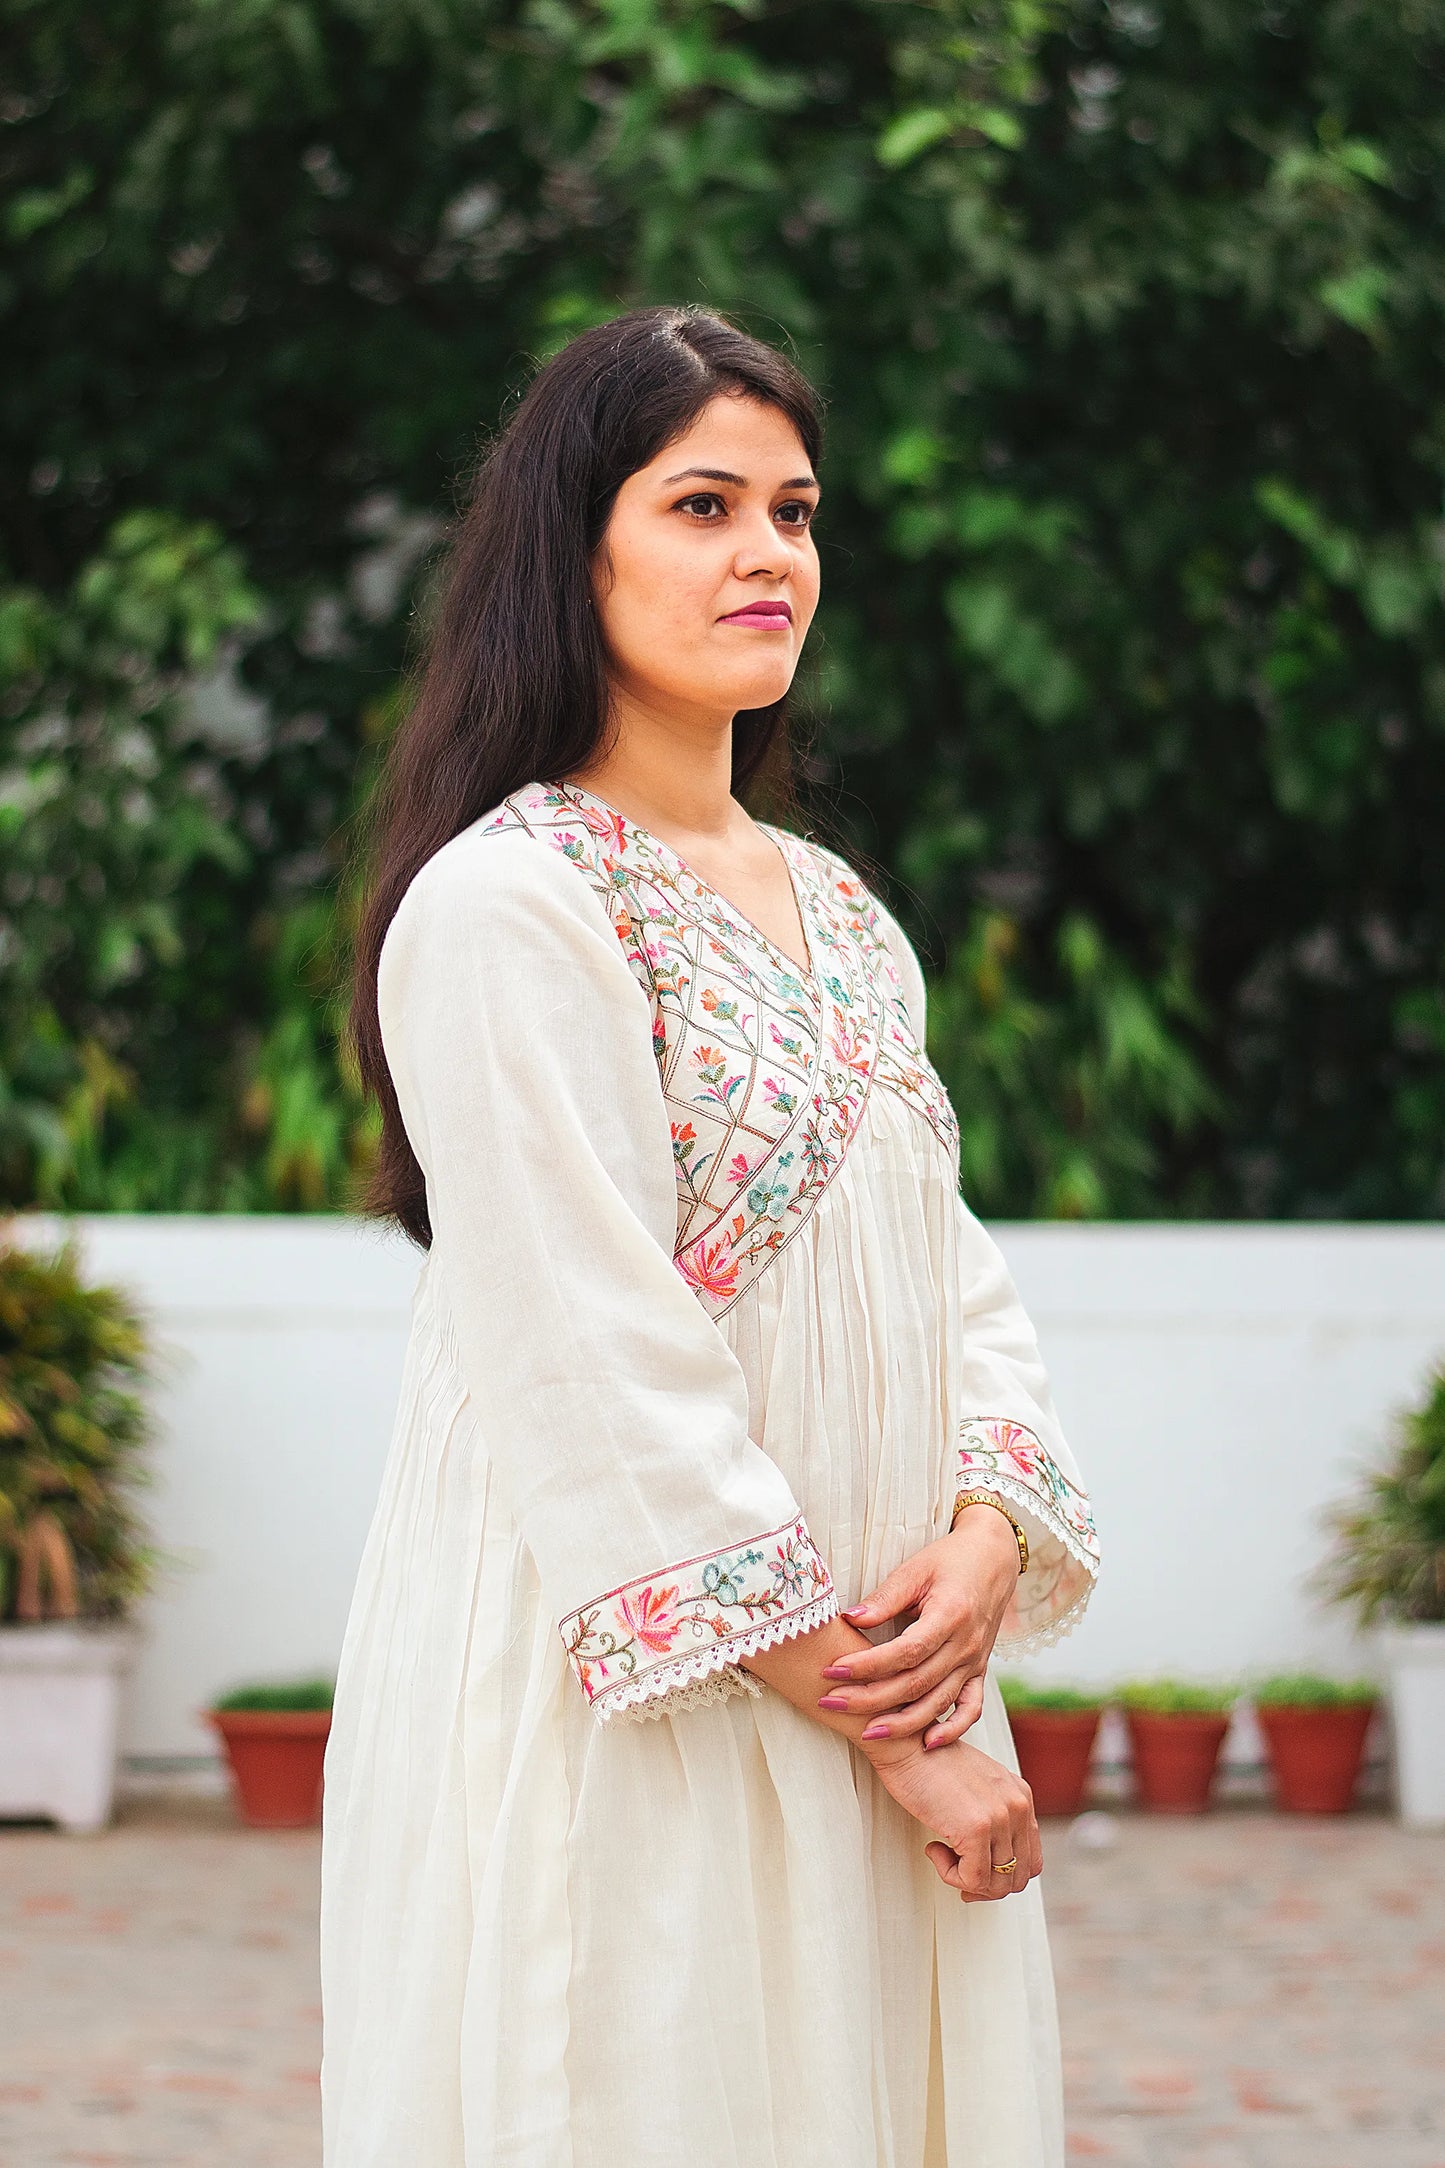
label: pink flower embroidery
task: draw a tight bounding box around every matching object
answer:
[676,1233,740,1300]
[727,1152,752,1183]
[829,1018,871,1074]
[578,803,627,853]
[618,1583,682,1655]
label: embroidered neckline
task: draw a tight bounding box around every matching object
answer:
[555,778,820,992]
[481,780,959,1316]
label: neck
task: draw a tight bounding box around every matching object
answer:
[566,685,740,844]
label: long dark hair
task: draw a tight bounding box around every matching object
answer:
[349,304,825,1247]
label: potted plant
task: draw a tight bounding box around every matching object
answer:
[1119,1681,1236,1814]
[207,1677,334,1828]
[1252,1674,1377,1814]
[998,1677,1106,1817]
[1318,1365,1445,1828]
[0,1236,153,1833]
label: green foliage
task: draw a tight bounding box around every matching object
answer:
[1118,1680,1236,1716]
[1251,1672,1376,1709]
[0,1238,154,1620]
[925,909,1214,1216]
[212,1676,335,1712]
[4,0,1445,1214]
[1318,1366,1445,1626]
[0,511,373,1208]
[997,1675,1103,1712]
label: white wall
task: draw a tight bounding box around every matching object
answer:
[14,1216,1445,1760]
[17,1217,418,1760]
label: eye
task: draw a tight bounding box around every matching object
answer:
[776,499,817,529]
[675,491,727,520]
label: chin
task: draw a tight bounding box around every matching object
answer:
[719,667,798,714]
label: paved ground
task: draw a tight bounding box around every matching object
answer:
[1,1798,1441,2166]
[1051,1810,1445,2168]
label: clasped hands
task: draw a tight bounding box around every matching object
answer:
[740,1504,1038,1902]
[824,1504,1038,1903]
[816,1505,1023,1750]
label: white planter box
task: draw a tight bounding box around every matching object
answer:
[0,1624,134,1833]
[1378,1622,1445,1830]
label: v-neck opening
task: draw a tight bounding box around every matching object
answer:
[555,779,819,990]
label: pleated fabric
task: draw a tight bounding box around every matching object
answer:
[321,1082,1064,2167]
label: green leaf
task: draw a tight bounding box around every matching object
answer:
[876,108,954,169]
[1317,263,1395,337]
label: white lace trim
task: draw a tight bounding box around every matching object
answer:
[995,1566,1097,1656]
[973,1468,1100,1657]
[604,1665,762,1723]
[592,1591,841,1723]
[977,1469,1101,1577]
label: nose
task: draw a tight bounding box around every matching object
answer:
[732,504,791,580]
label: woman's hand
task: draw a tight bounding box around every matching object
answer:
[864,1731,1042,1900]
[815,1505,1022,1749]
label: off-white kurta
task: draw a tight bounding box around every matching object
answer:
[319,778,1099,2168]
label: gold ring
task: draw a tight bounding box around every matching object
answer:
[994,1857,1018,1874]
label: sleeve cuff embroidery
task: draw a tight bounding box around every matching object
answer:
[954,1416,1100,1655]
[559,1515,838,1723]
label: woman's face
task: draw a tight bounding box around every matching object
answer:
[594,392,821,723]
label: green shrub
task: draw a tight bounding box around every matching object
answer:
[1318,1367,1445,1625]
[1118,1681,1236,1716]
[998,1676,1105,1713]
[212,1677,335,1713]
[5,0,1445,1217]
[1252,1673,1376,1709]
[0,1238,154,1620]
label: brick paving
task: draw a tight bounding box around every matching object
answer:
[1051,1809,1445,2168]
[0,1798,1441,2166]
[0,1795,319,2168]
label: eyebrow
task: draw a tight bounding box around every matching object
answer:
[661,465,820,490]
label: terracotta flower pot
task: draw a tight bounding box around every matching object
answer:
[1007,1708,1103,1817]
[1256,1702,1375,1815]
[208,1708,331,1828]
[1125,1709,1230,1814]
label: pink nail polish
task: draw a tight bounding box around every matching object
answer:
[821,1665,853,1681]
[861,1723,889,1740]
[843,1605,868,1620]
[817,1694,850,1711]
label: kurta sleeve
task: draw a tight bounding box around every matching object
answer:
[377,825,839,1722]
[876,898,1100,1653]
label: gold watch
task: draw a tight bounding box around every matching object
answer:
[951,1488,1029,1577]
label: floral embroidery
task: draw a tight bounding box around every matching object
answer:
[559,1516,838,1721]
[953,1416,1100,1653]
[483,779,959,1320]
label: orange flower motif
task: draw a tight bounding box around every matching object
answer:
[618,1582,682,1654]
[677,1233,740,1299]
[829,1019,871,1074]
[579,803,627,853]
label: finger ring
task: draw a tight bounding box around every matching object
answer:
[993,1857,1018,1874]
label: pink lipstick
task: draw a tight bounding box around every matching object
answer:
[720,598,793,629]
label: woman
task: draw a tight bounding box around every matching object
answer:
[322,305,1098,2167]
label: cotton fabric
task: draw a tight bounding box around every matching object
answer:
[320,778,1098,2167]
